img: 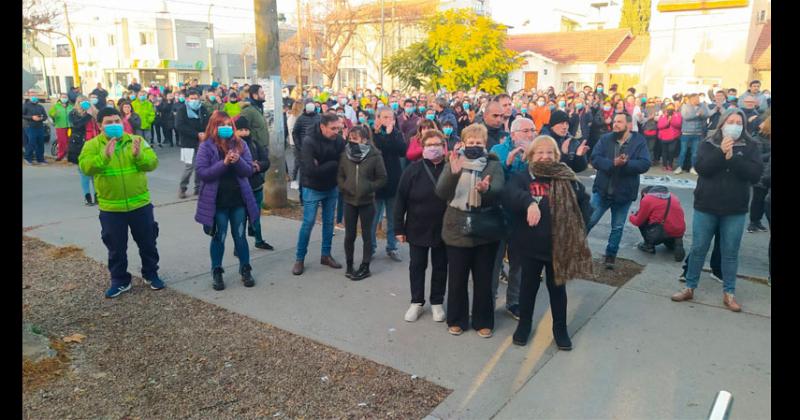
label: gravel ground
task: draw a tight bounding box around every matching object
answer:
[22,236,450,419]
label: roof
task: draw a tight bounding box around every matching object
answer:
[328,0,437,23]
[656,0,749,12]
[505,29,644,64]
[749,20,771,70]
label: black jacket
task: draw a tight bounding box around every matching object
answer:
[157,100,175,128]
[243,135,270,191]
[67,110,97,164]
[590,131,651,203]
[292,111,319,151]
[174,105,210,148]
[91,88,108,105]
[300,124,345,191]
[693,137,763,216]
[540,127,589,173]
[22,101,47,128]
[373,128,408,199]
[589,108,610,145]
[394,159,448,247]
[485,124,509,150]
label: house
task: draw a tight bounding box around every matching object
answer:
[745,0,770,89]
[505,28,649,94]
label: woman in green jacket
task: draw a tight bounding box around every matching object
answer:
[49,92,73,160]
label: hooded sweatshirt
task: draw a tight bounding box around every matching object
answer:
[693,108,763,215]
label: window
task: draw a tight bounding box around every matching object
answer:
[185,36,201,48]
[139,32,153,45]
[758,10,767,23]
[89,36,96,47]
[108,34,115,46]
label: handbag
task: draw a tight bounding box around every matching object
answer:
[460,206,506,240]
[642,195,671,244]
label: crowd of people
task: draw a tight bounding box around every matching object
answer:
[22,77,772,347]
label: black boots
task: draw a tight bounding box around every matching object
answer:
[241,264,255,287]
[350,263,371,281]
[345,262,355,279]
[212,267,225,291]
[84,193,93,206]
[512,321,532,346]
[552,322,572,351]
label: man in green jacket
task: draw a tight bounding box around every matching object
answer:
[49,93,73,160]
[79,107,164,298]
[238,84,270,148]
[202,88,224,115]
[132,93,156,142]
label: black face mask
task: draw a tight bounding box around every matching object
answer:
[463,146,485,160]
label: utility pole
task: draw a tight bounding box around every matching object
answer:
[254,0,287,208]
[380,0,385,86]
[63,1,80,88]
[207,3,214,83]
[296,0,302,87]
[306,2,313,87]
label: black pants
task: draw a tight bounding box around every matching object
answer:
[151,122,163,144]
[681,226,721,278]
[446,242,499,331]
[344,202,375,266]
[660,140,678,167]
[161,125,174,146]
[517,258,567,333]
[638,225,681,248]
[645,134,660,163]
[99,204,160,287]
[749,186,768,224]
[409,243,448,305]
[292,145,302,181]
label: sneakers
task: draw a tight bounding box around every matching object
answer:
[254,241,274,250]
[673,167,684,175]
[241,265,255,287]
[636,242,656,254]
[710,272,723,284]
[290,181,299,190]
[404,303,424,322]
[499,269,508,285]
[748,222,768,233]
[671,288,694,302]
[292,260,304,276]
[105,282,132,298]
[604,255,616,270]
[320,255,342,269]
[448,326,464,336]
[506,304,520,320]
[723,293,741,312]
[212,267,225,291]
[84,193,93,206]
[351,263,371,280]
[678,273,686,282]
[431,304,446,322]
[178,189,188,199]
[387,250,402,262]
[24,160,34,166]
[142,276,165,290]
[477,328,493,338]
[690,168,698,176]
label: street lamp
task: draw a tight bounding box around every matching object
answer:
[207,3,214,83]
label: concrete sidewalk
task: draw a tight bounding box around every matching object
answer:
[23,155,771,419]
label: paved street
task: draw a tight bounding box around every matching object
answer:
[23,145,771,419]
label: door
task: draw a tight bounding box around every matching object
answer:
[524,72,538,91]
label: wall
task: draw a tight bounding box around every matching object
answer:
[641,2,754,97]
[506,53,557,93]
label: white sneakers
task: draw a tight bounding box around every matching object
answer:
[431,304,446,322]
[290,181,299,190]
[404,303,424,322]
[673,167,684,175]
[690,168,698,175]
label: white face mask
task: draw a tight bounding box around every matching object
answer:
[722,123,743,139]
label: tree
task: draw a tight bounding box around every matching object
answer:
[312,1,360,87]
[619,0,651,36]
[385,8,522,94]
[23,0,59,39]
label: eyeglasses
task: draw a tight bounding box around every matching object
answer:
[425,142,444,147]
[513,129,535,134]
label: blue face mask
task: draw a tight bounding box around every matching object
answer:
[549,105,555,111]
[316,107,321,113]
[404,107,414,114]
[178,97,186,103]
[130,95,137,100]
[576,103,585,110]
[90,98,99,105]
[80,101,91,110]
[104,123,124,139]
[139,95,147,101]
[597,87,604,93]
[443,127,454,136]
[426,114,436,121]
[188,100,201,110]
[367,109,374,115]
[358,117,367,124]
[728,95,736,101]
[558,101,566,108]
[418,106,426,113]
[31,97,39,103]
[521,108,527,114]
[217,126,233,139]
[60,97,68,104]
[209,95,216,102]
[391,103,399,110]
[463,103,470,111]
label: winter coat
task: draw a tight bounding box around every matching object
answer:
[435,154,506,248]
[123,112,141,134]
[590,131,651,203]
[337,144,387,206]
[436,108,459,133]
[589,108,610,145]
[292,111,319,152]
[242,135,270,191]
[237,100,269,148]
[202,100,224,116]
[531,106,551,132]
[22,101,47,128]
[680,103,709,135]
[132,99,156,130]
[48,102,73,128]
[576,109,593,141]
[373,128,408,199]
[657,112,682,142]
[539,127,589,173]
[223,101,241,118]
[174,104,210,149]
[485,124,509,150]
[398,113,421,143]
[194,139,259,227]
[693,108,763,216]
[490,137,529,180]
[300,124,346,191]
[157,100,175,129]
[90,88,108,105]
[628,190,686,238]
[67,109,100,164]
[394,159,448,247]
[78,132,158,212]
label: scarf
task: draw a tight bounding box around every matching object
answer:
[530,161,593,286]
[450,156,488,211]
[186,105,199,119]
[346,142,371,162]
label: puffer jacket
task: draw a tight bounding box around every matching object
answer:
[657,112,682,141]
[194,139,259,227]
[68,109,100,164]
[78,132,159,212]
[242,135,270,191]
[337,144,387,206]
[239,99,270,147]
[373,127,408,199]
[292,111,320,152]
[132,99,156,130]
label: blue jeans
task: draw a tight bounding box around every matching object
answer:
[295,187,338,261]
[24,127,45,163]
[210,207,249,271]
[336,193,344,224]
[372,196,398,254]
[78,167,94,195]
[587,192,632,257]
[685,210,746,294]
[251,189,265,243]
[676,134,701,169]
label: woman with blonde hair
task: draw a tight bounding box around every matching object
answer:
[503,135,592,348]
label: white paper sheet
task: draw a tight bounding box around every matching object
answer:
[180,148,194,164]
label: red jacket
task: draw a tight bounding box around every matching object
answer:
[629,192,686,238]
[657,112,682,142]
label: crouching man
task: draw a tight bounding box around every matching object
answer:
[629,185,686,261]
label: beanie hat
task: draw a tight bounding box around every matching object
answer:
[235,116,250,131]
[548,110,569,126]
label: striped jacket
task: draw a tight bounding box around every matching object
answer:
[78,133,159,212]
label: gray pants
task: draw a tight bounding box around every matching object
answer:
[179,148,199,193]
[491,239,522,310]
